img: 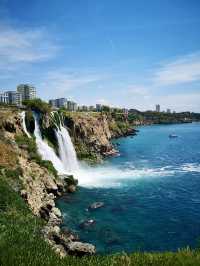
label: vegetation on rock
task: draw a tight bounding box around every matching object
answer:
[23,98,51,114]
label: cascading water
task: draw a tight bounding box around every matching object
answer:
[55,126,79,173]
[33,111,79,175]
[51,112,79,173]
[33,113,66,174]
[20,111,31,138]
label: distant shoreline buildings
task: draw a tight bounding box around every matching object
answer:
[0,84,176,114]
[0,84,36,106]
[49,98,78,111]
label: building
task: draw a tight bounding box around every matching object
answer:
[67,101,78,111]
[49,98,67,108]
[49,98,77,111]
[49,99,57,108]
[78,105,88,111]
[167,108,171,113]
[96,104,102,112]
[0,90,22,106]
[156,104,160,112]
[17,84,36,101]
[89,105,95,111]
[6,91,22,106]
[0,92,8,104]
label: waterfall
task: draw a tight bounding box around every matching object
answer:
[33,112,79,175]
[20,111,31,138]
[33,113,66,174]
[51,112,79,173]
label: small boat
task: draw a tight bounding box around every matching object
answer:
[169,134,178,138]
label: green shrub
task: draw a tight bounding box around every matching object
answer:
[4,167,23,180]
[37,160,58,177]
[23,99,51,114]
[64,175,78,186]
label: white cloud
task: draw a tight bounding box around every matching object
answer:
[0,23,59,68]
[154,92,200,112]
[39,70,104,99]
[154,52,200,86]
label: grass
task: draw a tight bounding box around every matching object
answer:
[1,174,200,266]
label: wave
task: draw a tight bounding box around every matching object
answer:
[180,163,200,173]
[76,163,200,188]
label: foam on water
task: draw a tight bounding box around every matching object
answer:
[76,163,200,188]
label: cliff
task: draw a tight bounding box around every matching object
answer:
[39,111,136,163]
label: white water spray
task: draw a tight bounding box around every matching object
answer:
[33,112,79,175]
[51,112,79,173]
[33,113,66,174]
[20,111,31,138]
[55,126,79,173]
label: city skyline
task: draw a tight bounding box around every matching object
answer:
[0,1,200,112]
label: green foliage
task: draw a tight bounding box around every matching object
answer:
[101,105,110,112]
[4,167,23,180]
[64,175,78,186]
[75,142,100,164]
[23,98,51,114]
[38,160,58,177]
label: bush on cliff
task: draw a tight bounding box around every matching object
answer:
[23,98,51,114]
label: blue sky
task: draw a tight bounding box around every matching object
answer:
[0,0,200,111]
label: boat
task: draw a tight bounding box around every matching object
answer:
[169,134,178,138]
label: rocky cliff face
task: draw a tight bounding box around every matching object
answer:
[61,112,135,163]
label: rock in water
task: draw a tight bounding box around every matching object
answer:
[89,202,104,210]
[67,241,96,256]
[67,184,76,193]
[79,219,96,229]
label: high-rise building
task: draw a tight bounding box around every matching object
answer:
[96,104,102,112]
[0,92,8,104]
[67,101,77,111]
[167,108,171,113]
[17,84,36,101]
[49,98,67,108]
[49,99,57,108]
[6,91,22,106]
[156,104,160,112]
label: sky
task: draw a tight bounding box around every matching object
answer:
[0,0,200,112]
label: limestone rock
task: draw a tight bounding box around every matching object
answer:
[67,241,96,256]
[52,207,62,218]
[67,184,76,193]
[89,202,104,210]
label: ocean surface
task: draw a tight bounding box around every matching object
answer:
[57,123,200,254]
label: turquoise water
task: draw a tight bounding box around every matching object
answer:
[57,123,200,254]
